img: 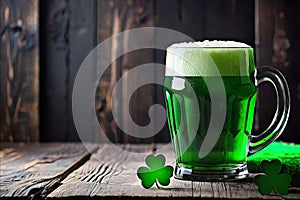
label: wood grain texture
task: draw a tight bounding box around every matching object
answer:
[67,0,96,141]
[0,143,299,199]
[40,0,96,141]
[95,0,256,144]
[48,143,300,199]
[39,0,69,141]
[96,0,157,143]
[255,0,300,143]
[40,0,257,143]
[0,143,98,198]
[48,143,192,198]
[0,0,39,142]
[283,1,300,144]
[192,177,300,199]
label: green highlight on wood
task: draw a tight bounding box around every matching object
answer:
[247,142,300,186]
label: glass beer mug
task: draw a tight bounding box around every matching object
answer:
[164,41,290,181]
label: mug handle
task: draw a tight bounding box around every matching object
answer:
[248,66,291,155]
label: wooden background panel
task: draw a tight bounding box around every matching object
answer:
[205,0,254,45]
[0,0,39,142]
[284,1,300,143]
[39,0,256,143]
[96,0,157,143]
[40,0,96,141]
[255,0,300,143]
[67,0,97,141]
[40,0,69,141]
[1,0,299,144]
[38,0,299,143]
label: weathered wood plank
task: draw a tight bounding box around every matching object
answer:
[39,0,69,141]
[0,0,39,142]
[39,0,258,143]
[153,0,186,143]
[47,143,192,198]
[1,143,299,198]
[160,143,300,199]
[205,0,254,44]
[255,0,300,143]
[192,177,293,199]
[40,0,96,141]
[67,0,96,141]
[255,0,280,139]
[0,143,98,198]
[283,0,300,144]
[48,144,300,199]
[90,145,192,198]
[96,0,158,143]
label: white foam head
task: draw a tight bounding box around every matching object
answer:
[166,40,253,76]
[169,40,251,48]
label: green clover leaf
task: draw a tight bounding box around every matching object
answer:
[254,159,292,195]
[137,154,173,189]
[254,174,274,195]
[260,159,282,175]
[274,174,292,195]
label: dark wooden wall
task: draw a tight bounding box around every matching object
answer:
[40,0,96,141]
[256,0,300,143]
[1,0,299,143]
[40,0,254,143]
[0,0,39,142]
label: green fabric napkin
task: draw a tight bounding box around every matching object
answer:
[247,141,300,186]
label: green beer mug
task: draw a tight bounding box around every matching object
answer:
[164,41,290,181]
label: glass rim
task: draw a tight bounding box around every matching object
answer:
[167,46,253,49]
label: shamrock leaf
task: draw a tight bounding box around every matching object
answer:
[260,159,282,175]
[254,174,273,195]
[137,166,157,189]
[254,159,292,195]
[274,174,292,195]
[137,154,173,189]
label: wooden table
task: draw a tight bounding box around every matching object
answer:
[1,143,299,199]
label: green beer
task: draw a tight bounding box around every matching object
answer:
[165,42,260,180]
[164,75,256,168]
[165,41,290,181]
